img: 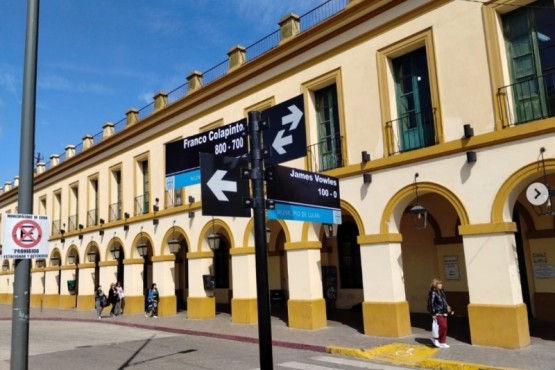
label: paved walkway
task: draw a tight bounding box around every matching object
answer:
[1,304,554,370]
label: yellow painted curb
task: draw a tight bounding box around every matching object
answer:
[327,343,521,370]
[420,358,520,370]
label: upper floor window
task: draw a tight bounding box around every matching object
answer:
[109,167,122,222]
[392,48,435,152]
[314,84,343,171]
[378,29,442,156]
[501,0,555,124]
[135,158,150,215]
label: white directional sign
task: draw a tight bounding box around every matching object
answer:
[207,170,238,201]
[526,182,550,206]
[2,213,49,259]
[262,94,306,166]
[200,152,251,217]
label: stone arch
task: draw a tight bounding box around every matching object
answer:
[160,225,190,255]
[300,199,365,242]
[131,231,154,259]
[84,241,100,259]
[65,244,80,265]
[197,218,234,252]
[106,236,125,261]
[243,218,290,248]
[492,158,555,223]
[381,181,470,234]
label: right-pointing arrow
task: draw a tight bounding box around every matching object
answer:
[282,104,303,130]
[207,170,237,201]
[272,129,293,155]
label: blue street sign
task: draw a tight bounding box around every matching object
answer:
[268,202,342,224]
[266,165,341,223]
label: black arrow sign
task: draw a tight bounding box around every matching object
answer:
[262,94,306,166]
[200,152,251,217]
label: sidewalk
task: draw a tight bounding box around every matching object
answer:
[1,304,554,370]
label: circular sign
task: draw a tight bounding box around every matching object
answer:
[526,182,549,206]
[12,219,43,248]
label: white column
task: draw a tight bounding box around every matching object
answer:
[463,233,523,305]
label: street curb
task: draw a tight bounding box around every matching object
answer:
[327,345,520,370]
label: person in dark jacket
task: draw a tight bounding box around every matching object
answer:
[108,283,119,317]
[427,278,453,348]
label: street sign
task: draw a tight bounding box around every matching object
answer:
[165,118,248,188]
[266,165,341,224]
[200,152,251,217]
[262,94,306,166]
[2,214,49,259]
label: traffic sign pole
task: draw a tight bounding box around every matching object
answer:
[12,1,39,369]
[248,111,274,369]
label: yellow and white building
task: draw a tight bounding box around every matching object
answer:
[1,0,554,350]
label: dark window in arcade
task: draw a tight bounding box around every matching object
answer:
[337,221,362,289]
[214,239,230,289]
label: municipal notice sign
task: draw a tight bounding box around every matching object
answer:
[2,213,49,259]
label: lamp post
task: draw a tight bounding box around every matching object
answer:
[68,254,76,265]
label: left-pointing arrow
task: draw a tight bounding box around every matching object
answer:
[272,129,293,155]
[207,170,237,201]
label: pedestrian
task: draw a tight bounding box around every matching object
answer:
[427,278,453,348]
[108,283,119,317]
[145,283,159,318]
[95,285,106,319]
[115,281,124,316]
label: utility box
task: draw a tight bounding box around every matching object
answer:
[202,275,215,291]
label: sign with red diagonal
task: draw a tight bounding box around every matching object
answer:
[2,214,49,259]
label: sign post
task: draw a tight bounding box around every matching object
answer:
[247,111,273,369]
[11,1,40,369]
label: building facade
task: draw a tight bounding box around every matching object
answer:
[1,0,554,350]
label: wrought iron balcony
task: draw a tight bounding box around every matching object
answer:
[497,70,555,127]
[307,134,344,172]
[386,107,437,155]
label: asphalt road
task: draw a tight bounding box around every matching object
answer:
[0,321,417,370]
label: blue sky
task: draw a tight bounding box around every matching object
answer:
[0,0,327,187]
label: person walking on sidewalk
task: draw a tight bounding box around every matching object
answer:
[115,281,124,316]
[95,285,107,319]
[108,283,119,317]
[145,283,159,318]
[427,278,453,348]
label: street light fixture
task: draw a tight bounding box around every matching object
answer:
[87,250,97,263]
[410,173,427,229]
[207,218,220,251]
[168,220,180,254]
[110,244,121,260]
[68,254,76,265]
[137,227,148,257]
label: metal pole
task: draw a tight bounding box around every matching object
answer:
[11,0,40,369]
[248,111,273,369]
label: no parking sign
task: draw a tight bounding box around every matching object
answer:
[2,213,49,259]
